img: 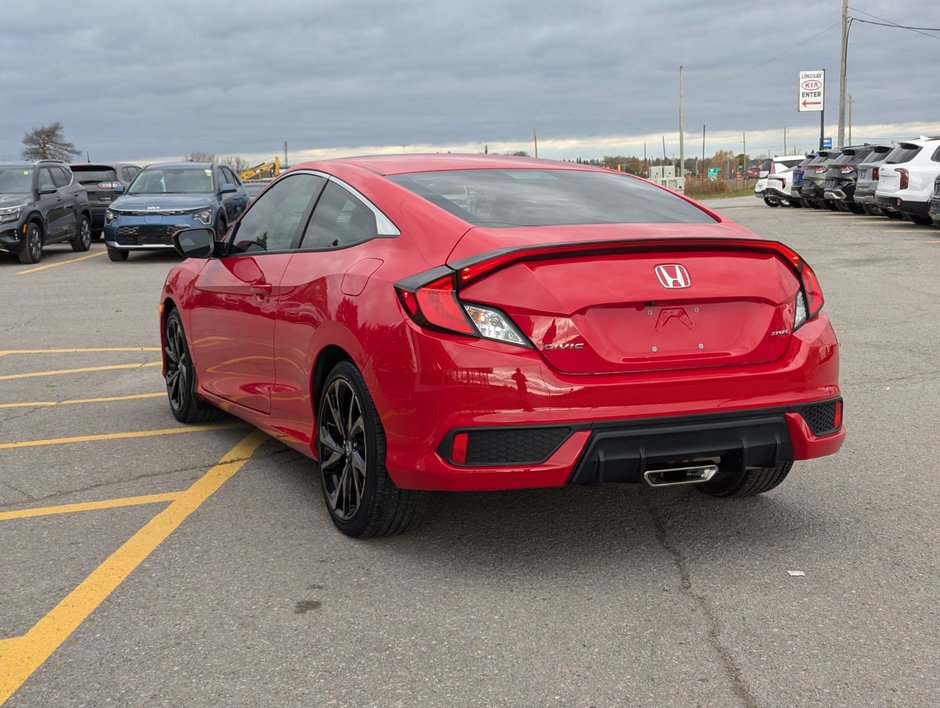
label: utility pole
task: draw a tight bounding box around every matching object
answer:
[838,0,849,147]
[679,66,685,179]
[742,131,746,175]
[533,128,538,158]
[701,125,706,173]
[283,141,288,168]
[848,94,853,144]
[784,126,787,155]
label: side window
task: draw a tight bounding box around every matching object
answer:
[122,167,140,183]
[51,166,71,186]
[931,146,940,163]
[228,173,325,254]
[38,167,57,190]
[221,166,239,185]
[301,182,378,250]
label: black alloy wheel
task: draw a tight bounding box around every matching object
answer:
[18,222,43,264]
[71,215,92,252]
[163,309,224,424]
[317,361,427,537]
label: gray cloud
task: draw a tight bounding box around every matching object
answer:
[2,0,937,163]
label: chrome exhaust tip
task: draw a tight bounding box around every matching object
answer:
[643,464,719,487]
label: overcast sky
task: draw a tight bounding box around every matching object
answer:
[2,0,938,165]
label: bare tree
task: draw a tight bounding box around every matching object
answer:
[22,122,81,161]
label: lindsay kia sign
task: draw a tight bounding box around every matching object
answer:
[799,70,825,112]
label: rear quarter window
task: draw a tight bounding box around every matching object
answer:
[389,169,717,226]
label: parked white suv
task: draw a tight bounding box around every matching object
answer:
[762,168,797,207]
[874,137,940,224]
[754,155,805,203]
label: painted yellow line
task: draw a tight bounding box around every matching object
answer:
[0,393,165,409]
[0,492,183,522]
[0,348,160,357]
[0,362,161,381]
[0,423,243,450]
[16,250,107,275]
[0,430,268,704]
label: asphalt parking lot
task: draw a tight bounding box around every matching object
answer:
[1,200,938,707]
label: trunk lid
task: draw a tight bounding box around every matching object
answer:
[451,227,801,375]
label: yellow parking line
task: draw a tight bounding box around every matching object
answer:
[0,348,160,357]
[0,393,165,409]
[0,362,161,381]
[0,430,268,704]
[0,423,242,450]
[16,250,107,275]
[0,492,183,522]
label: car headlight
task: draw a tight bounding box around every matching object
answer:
[105,209,118,224]
[0,204,24,224]
[192,209,213,225]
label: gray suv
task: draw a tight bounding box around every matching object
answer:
[0,160,92,264]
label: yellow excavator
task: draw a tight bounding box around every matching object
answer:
[239,157,281,182]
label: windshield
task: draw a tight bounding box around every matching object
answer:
[0,167,33,193]
[388,169,716,226]
[128,167,215,195]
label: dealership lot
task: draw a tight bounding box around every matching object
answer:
[1,200,938,705]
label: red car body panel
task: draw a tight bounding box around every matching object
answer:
[161,155,843,493]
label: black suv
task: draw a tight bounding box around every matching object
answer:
[0,161,92,264]
[70,163,141,238]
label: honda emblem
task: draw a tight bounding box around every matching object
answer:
[654,264,691,289]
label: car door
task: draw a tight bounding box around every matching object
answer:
[37,166,70,240]
[54,166,84,237]
[188,173,326,414]
[218,166,249,224]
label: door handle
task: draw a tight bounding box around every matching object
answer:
[249,282,272,296]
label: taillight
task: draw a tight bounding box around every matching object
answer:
[815,166,827,174]
[897,168,909,190]
[780,178,787,188]
[97,181,123,189]
[839,166,854,174]
[872,166,880,180]
[395,272,529,346]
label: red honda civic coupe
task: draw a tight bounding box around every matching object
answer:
[160,154,844,537]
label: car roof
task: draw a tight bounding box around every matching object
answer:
[70,163,139,170]
[294,153,596,177]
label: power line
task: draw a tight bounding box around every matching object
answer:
[848,7,940,40]
[729,22,841,79]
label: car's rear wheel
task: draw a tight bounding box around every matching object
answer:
[763,196,780,207]
[163,309,226,424]
[696,462,792,498]
[882,209,903,219]
[18,222,43,264]
[908,214,932,226]
[317,361,427,537]
[71,215,92,252]
[107,248,129,261]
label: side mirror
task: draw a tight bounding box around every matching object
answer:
[114,184,125,194]
[38,185,57,195]
[172,227,215,259]
[220,182,237,194]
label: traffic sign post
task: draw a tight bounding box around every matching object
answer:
[799,69,827,150]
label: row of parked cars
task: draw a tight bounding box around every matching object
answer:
[754,136,940,226]
[0,159,259,264]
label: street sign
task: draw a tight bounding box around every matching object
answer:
[822,137,833,149]
[798,70,825,112]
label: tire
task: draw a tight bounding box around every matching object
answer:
[763,196,780,207]
[214,217,227,240]
[882,209,903,220]
[696,462,792,498]
[317,361,428,537]
[107,248,129,261]
[848,203,864,214]
[789,199,802,208]
[908,214,932,226]
[71,215,92,252]
[18,221,44,264]
[163,308,226,424]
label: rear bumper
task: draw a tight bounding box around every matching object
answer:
[372,314,843,491]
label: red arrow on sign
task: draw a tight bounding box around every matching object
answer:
[802,99,822,108]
